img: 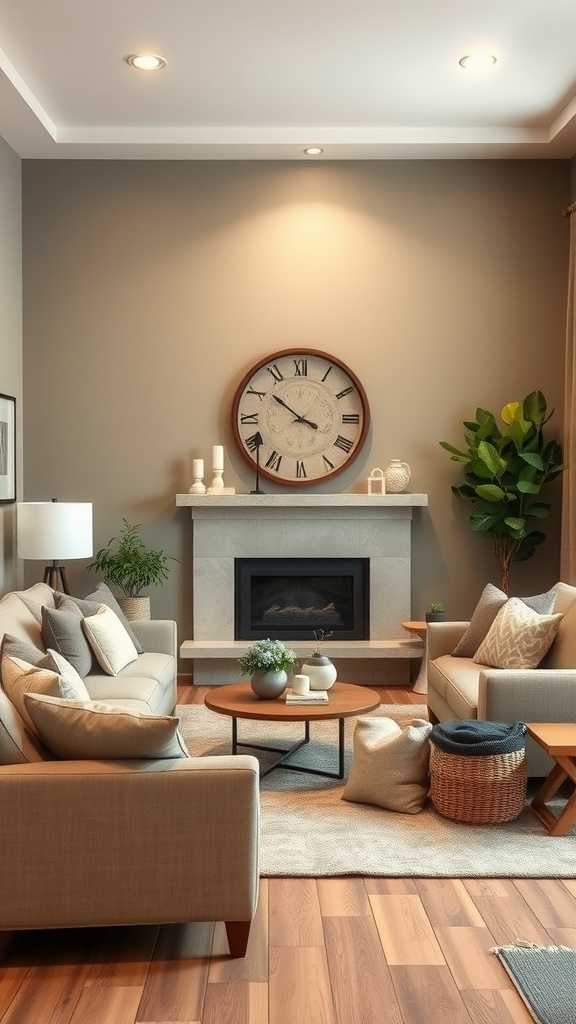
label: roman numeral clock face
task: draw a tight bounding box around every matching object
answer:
[232,349,370,486]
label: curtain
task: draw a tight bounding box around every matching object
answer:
[561,204,576,584]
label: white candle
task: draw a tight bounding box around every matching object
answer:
[292,674,310,695]
[212,445,224,471]
[193,459,204,479]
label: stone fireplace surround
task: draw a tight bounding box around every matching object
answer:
[176,493,428,686]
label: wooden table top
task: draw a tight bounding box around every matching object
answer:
[204,681,381,723]
[401,621,427,634]
[525,722,576,756]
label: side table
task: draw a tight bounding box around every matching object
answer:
[525,722,576,836]
[401,621,427,694]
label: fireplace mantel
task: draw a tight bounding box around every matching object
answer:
[176,491,428,685]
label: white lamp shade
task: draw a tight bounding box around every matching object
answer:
[17,503,93,561]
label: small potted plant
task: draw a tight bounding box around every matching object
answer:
[238,638,297,700]
[301,629,338,691]
[88,518,177,620]
[426,601,446,623]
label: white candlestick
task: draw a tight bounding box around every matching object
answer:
[212,445,224,471]
[193,459,204,478]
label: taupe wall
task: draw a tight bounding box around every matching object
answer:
[0,137,22,593]
[22,159,569,663]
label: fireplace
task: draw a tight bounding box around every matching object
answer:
[234,557,369,641]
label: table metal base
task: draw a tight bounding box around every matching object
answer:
[231,716,346,779]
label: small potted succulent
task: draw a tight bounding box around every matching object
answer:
[301,629,338,691]
[238,638,297,700]
[426,601,446,623]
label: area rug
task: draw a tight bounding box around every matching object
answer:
[176,703,576,878]
[492,943,576,1024]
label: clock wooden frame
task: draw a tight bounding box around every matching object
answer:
[231,348,370,487]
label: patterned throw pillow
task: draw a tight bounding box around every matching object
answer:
[452,584,557,658]
[473,598,563,670]
[342,716,433,813]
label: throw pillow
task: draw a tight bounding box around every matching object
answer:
[45,649,91,701]
[23,694,189,760]
[0,689,51,764]
[0,654,61,731]
[452,585,558,657]
[41,604,95,678]
[342,716,433,813]
[82,583,144,654]
[473,598,563,669]
[82,604,139,675]
[0,632,49,667]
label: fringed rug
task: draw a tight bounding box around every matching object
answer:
[176,703,576,878]
[492,942,576,1024]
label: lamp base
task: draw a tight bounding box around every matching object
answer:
[43,563,69,594]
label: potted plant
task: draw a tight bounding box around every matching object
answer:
[426,602,446,623]
[87,518,176,620]
[440,391,565,594]
[238,638,297,700]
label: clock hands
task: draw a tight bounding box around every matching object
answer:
[271,393,318,430]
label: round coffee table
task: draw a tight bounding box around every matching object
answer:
[204,681,381,779]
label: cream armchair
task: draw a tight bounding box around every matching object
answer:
[427,582,576,776]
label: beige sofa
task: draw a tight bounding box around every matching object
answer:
[427,582,576,776]
[0,584,260,956]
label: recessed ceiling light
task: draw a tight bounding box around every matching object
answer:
[126,54,167,71]
[303,147,324,156]
[459,53,497,71]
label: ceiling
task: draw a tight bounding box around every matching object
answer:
[1,0,576,161]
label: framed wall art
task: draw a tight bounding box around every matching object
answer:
[0,393,16,504]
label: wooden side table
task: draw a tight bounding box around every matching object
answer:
[401,621,427,694]
[525,723,576,836]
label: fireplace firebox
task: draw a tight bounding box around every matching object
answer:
[234,557,369,641]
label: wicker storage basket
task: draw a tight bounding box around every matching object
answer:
[429,745,527,824]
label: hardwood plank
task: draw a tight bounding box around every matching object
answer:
[364,878,418,894]
[324,916,403,1024]
[69,985,142,1024]
[317,878,371,917]
[369,894,445,965]
[0,934,41,1022]
[208,880,269,983]
[268,879,324,947]
[389,965,472,1024]
[269,947,335,1024]
[461,988,534,1024]
[434,927,511,991]
[513,879,576,927]
[462,880,514,898]
[135,923,213,1024]
[561,879,576,900]
[469,890,552,946]
[415,879,485,927]
[544,927,576,946]
[202,982,268,1024]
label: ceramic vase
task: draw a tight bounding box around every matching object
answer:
[384,459,411,493]
[300,655,337,690]
[250,669,288,700]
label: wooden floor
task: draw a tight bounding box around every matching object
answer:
[1,684,574,1024]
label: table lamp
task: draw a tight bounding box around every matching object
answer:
[17,499,93,594]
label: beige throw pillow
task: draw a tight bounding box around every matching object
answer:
[46,649,91,701]
[473,597,563,670]
[23,694,190,760]
[342,716,433,813]
[0,690,51,764]
[82,604,139,675]
[1,654,61,731]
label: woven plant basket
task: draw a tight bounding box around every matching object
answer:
[117,596,151,621]
[429,746,527,824]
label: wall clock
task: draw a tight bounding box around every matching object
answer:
[231,348,370,487]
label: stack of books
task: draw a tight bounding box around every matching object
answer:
[285,689,329,705]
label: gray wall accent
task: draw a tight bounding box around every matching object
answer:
[0,136,22,594]
[21,159,570,667]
